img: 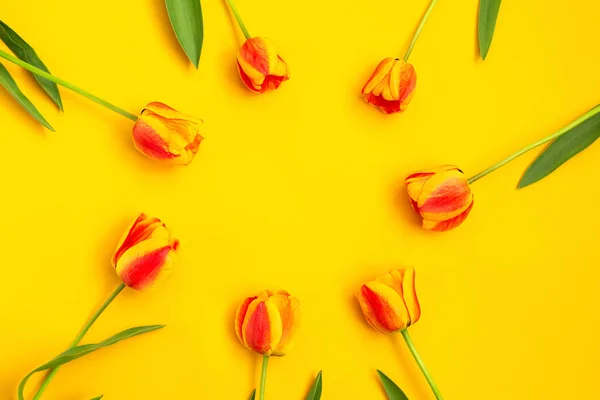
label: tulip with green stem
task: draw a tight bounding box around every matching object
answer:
[0,49,137,122]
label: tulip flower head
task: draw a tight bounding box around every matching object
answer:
[235,290,299,356]
[112,213,179,290]
[405,165,474,232]
[362,58,416,114]
[358,268,421,334]
[132,102,203,165]
[237,37,290,93]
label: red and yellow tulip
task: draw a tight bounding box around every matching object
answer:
[112,213,180,290]
[132,102,203,165]
[235,290,299,356]
[361,58,416,114]
[237,37,290,93]
[358,268,420,334]
[405,165,474,232]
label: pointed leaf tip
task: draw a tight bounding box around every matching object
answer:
[377,370,409,400]
[248,389,256,400]
[478,0,502,60]
[165,0,204,68]
[305,370,323,400]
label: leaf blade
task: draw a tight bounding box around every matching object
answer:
[248,389,256,400]
[0,20,63,110]
[478,0,502,60]
[165,0,204,68]
[0,62,54,131]
[519,107,600,188]
[18,325,164,400]
[377,370,409,400]
[91,396,104,400]
[305,370,323,400]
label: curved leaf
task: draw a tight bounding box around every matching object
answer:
[305,370,322,400]
[18,325,164,400]
[478,0,502,60]
[91,396,104,400]
[0,21,63,110]
[519,106,600,188]
[377,370,409,400]
[165,0,204,68]
[248,389,256,400]
[0,62,54,131]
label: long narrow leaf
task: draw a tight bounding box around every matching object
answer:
[305,370,323,400]
[18,325,164,400]
[519,106,600,188]
[91,396,103,400]
[165,0,204,68]
[0,62,54,131]
[377,370,409,400]
[248,389,256,400]
[478,0,502,60]
[0,21,63,110]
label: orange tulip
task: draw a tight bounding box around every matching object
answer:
[237,37,290,93]
[112,213,179,290]
[132,102,203,165]
[405,165,474,232]
[358,268,420,334]
[361,58,416,114]
[235,290,299,356]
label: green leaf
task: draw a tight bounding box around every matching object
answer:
[519,106,600,188]
[165,0,204,68]
[377,370,409,400]
[91,396,103,400]
[478,0,502,60]
[0,62,54,131]
[18,325,164,400]
[0,20,63,110]
[248,389,256,400]
[305,370,323,400]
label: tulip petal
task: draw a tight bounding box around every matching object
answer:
[358,281,409,333]
[270,294,300,356]
[235,296,257,343]
[423,199,474,231]
[132,118,180,160]
[242,297,283,356]
[362,58,395,95]
[400,267,421,325]
[115,238,176,290]
[418,169,472,221]
[112,213,164,266]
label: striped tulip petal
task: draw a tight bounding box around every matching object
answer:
[362,58,416,114]
[237,37,290,93]
[270,293,300,356]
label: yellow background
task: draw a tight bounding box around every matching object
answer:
[1,0,599,399]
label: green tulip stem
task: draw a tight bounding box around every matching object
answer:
[259,355,269,400]
[403,0,438,61]
[467,104,600,184]
[32,283,127,400]
[225,0,251,40]
[0,49,137,121]
[401,329,444,400]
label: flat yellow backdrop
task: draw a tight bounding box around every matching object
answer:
[1,0,599,399]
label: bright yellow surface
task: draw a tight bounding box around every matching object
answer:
[1,0,599,399]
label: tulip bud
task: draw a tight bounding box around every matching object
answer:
[235,290,299,356]
[358,268,421,334]
[132,102,203,165]
[237,37,290,93]
[112,213,179,290]
[361,58,416,114]
[405,165,474,232]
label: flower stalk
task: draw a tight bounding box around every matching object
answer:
[403,0,438,61]
[0,49,137,121]
[401,329,443,400]
[225,0,251,39]
[259,355,269,400]
[32,283,126,399]
[467,104,600,184]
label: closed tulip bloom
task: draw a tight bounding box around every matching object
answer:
[358,268,421,334]
[132,102,203,165]
[235,290,299,356]
[112,213,179,290]
[405,165,474,232]
[237,37,290,93]
[362,58,416,114]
